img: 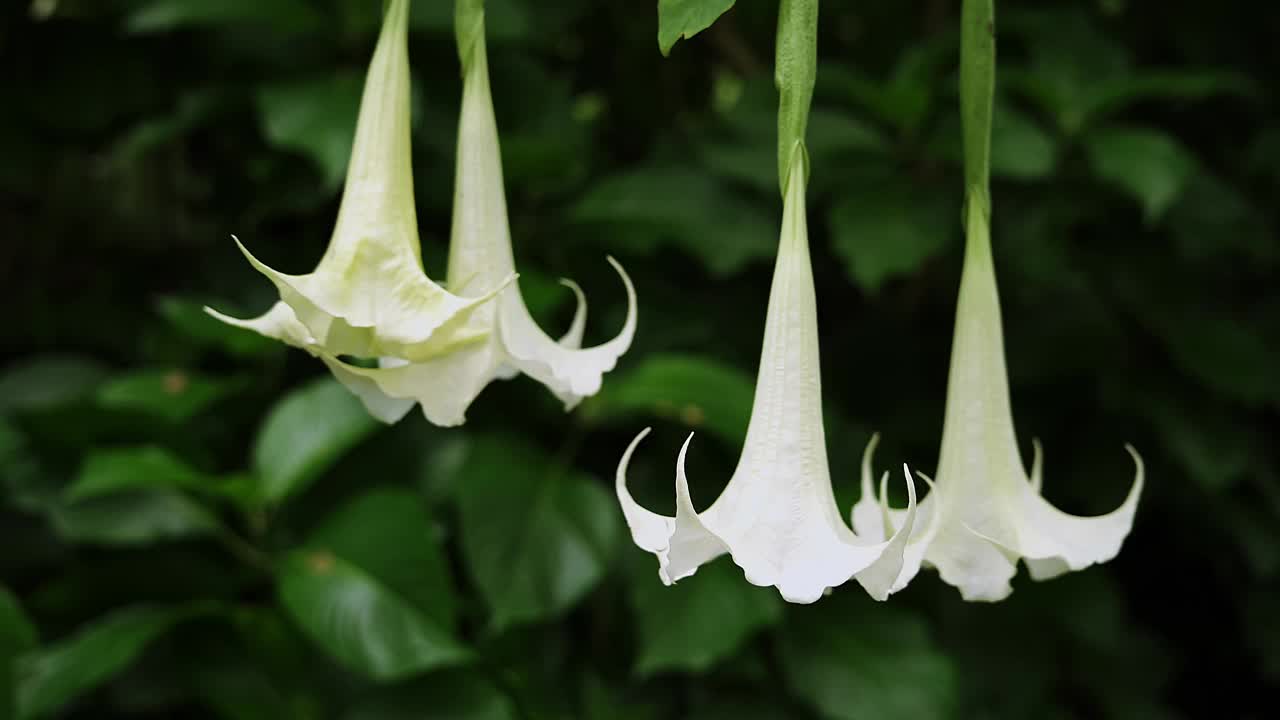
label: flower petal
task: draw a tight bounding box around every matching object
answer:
[321,359,416,424]
[557,278,588,349]
[853,465,918,600]
[500,257,638,407]
[615,428,676,556]
[204,301,316,350]
[1015,444,1144,580]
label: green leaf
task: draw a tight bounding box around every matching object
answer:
[253,378,381,505]
[49,491,221,546]
[344,671,516,720]
[1085,126,1197,223]
[66,446,206,501]
[276,551,469,681]
[0,356,106,416]
[309,488,457,630]
[256,73,363,190]
[0,586,37,720]
[571,167,775,275]
[455,437,618,631]
[628,557,781,676]
[125,0,322,34]
[95,369,240,423]
[581,354,755,446]
[157,297,279,358]
[781,596,957,720]
[828,178,953,293]
[657,0,736,56]
[990,103,1056,180]
[16,605,195,719]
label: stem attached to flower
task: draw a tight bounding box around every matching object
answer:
[959,0,995,221]
[456,0,486,74]
[775,0,818,196]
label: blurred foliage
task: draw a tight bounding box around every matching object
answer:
[1,0,1278,718]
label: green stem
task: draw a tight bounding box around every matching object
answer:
[456,0,485,74]
[959,0,995,220]
[775,0,818,195]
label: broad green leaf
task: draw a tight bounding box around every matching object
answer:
[16,605,195,719]
[276,551,469,681]
[344,671,515,720]
[256,73,363,190]
[1,586,37,720]
[125,0,322,34]
[455,437,618,631]
[252,378,380,505]
[657,0,736,56]
[990,103,1056,180]
[628,557,781,676]
[1086,126,1197,223]
[0,356,106,415]
[49,490,220,546]
[828,179,953,293]
[157,298,278,358]
[95,369,240,423]
[781,596,957,720]
[571,167,775,276]
[66,446,206,501]
[309,488,457,630]
[581,354,755,446]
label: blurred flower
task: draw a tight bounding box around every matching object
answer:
[616,148,916,604]
[207,0,511,421]
[323,6,637,425]
[851,202,1144,601]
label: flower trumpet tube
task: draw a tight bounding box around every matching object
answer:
[207,0,511,367]
[616,148,917,604]
[851,202,1143,601]
[322,3,637,425]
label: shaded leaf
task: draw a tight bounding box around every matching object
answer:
[344,671,515,720]
[828,178,953,293]
[309,488,457,630]
[95,369,240,424]
[50,490,221,546]
[581,353,755,446]
[781,596,957,720]
[277,551,469,681]
[253,378,380,505]
[1085,126,1197,223]
[125,0,322,34]
[66,446,206,501]
[16,605,195,719]
[990,103,1056,180]
[571,167,775,276]
[0,356,106,416]
[455,437,618,631]
[657,0,736,56]
[628,557,781,676]
[256,73,363,190]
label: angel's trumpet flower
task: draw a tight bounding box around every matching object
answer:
[207,0,511,421]
[324,3,637,425]
[617,148,916,603]
[852,201,1143,601]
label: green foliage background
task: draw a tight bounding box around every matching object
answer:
[2,0,1278,717]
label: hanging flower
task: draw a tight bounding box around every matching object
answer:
[851,202,1143,601]
[319,5,637,426]
[616,148,917,604]
[207,0,511,397]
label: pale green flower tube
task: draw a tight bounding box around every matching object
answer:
[327,4,637,425]
[617,148,917,603]
[206,0,512,420]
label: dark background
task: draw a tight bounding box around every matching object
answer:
[1,0,1277,718]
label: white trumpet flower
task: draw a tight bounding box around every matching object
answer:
[851,202,1143,601]
[207,0,510,404]
[616,149,917,604]
[324,12,637,426]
